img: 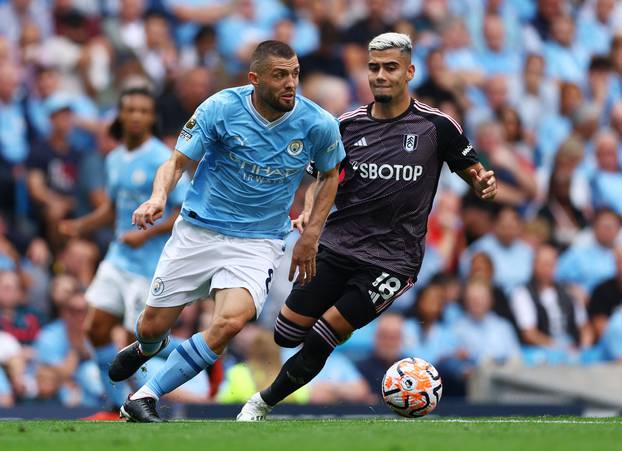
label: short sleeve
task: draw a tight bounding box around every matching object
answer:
[175,98,219,161]
[310,116,345,173]
[436,116,480,172]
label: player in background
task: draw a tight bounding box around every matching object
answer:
[237,32,497,421]
[59,87,185,420]
[108,40,345,422]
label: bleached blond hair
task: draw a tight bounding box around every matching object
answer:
[368,32,412,55]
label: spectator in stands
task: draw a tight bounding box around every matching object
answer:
[403,282,458,365]
[414,47,459,108]
[26,95,83,250]
[472,121,537,208]
[434,277,519,396]
[0,0,52,44]
[461,205,534,295]
[537,137,588,249]
[543,14,589,83]
[497,105,534,164]
[55,239,99,287]
[588,245,622,340]
[590,130,622,216]
[355,313,405,395]
[453,278,521,365]
[102,0,147,56]
[512,53,558,137]
[0,270,41,346]
[512,244,591,354]
[301,73,351,117]
[157,67,212,148]
[299,20,347,81]
[577,0,619,58]
[537,82,582,169]
[0,61,29,224]
[179,25,223,74]
[466,74,510,136]
[341,0,394,74]
[478,14,521,76]
[584,56,612,114]
[136,11,179,90]
[34,290,103,406]
[557,208,621,294]
[0,331,28,406]
[468,251,517,332]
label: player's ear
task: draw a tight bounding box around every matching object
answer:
[407,63,415,82]
[248,71,260,87]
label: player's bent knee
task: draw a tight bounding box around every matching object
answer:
[211,315,247,340]
[273,312,309,348]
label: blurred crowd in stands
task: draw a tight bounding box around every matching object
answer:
[2,0,622,408]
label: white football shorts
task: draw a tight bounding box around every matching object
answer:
[85,260,150,330]
[146,218,286,317]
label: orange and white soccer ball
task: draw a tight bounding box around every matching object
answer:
[381,357,442,418]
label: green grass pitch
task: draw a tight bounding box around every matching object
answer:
[0,417,620,451]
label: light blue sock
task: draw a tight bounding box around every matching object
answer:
[146,333,219,398]
[95,344,131,408]
[135,318,168,355]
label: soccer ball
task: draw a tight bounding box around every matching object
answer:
[381,357,442,418]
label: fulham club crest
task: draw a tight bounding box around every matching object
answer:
[403,134,418,152]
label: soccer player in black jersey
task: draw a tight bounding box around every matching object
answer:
[237,32,497,421]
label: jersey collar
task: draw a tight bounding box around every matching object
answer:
[245,93,297,129]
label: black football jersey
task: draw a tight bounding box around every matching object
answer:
[310,98,479,277]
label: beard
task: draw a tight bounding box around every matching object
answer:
[373,94,393,103]
[264,90,295,113]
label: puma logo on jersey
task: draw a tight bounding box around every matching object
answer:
[353,137,368,147]
[462,144,473,156]
[359,163,423,181]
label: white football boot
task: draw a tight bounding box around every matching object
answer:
[236,392,272,421]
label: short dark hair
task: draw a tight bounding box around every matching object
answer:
[249,40,296,72]
[109,86,159,140]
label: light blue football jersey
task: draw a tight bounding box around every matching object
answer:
[105,137,187,278]
[175,84,345,239]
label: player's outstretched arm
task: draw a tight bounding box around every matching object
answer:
[133,150,190,230]
[58,196,115,237]
[289,165,340,285]
[458,162,497,201]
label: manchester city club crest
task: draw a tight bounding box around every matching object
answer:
[151,277,165,296]
[403,134,419,152]
[287,139,304,156]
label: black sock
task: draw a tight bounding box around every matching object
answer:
[261,318,339,406]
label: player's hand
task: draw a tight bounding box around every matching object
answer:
[58,218,84,237]
[469,168,497,200]
[120,230,149,249]
[132,197,165,230]
[289,233,318,286]
[291,210,311,233]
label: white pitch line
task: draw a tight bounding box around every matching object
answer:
[426,419,619,425]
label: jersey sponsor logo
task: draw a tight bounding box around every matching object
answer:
[351,160,360,171]
[462,144,473,156]
[228,152,301,184]
[359,163,423,181]
[179,130,192,141]
[151,277,165,296]
[403,134,418,152]
[287,139,304,156]
[185,114,197,129]
[353,137,368,147]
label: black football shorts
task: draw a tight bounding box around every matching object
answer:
[285,246,414,329]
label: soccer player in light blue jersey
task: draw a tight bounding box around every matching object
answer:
[59,87,185,419]
[109,40,346,422]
